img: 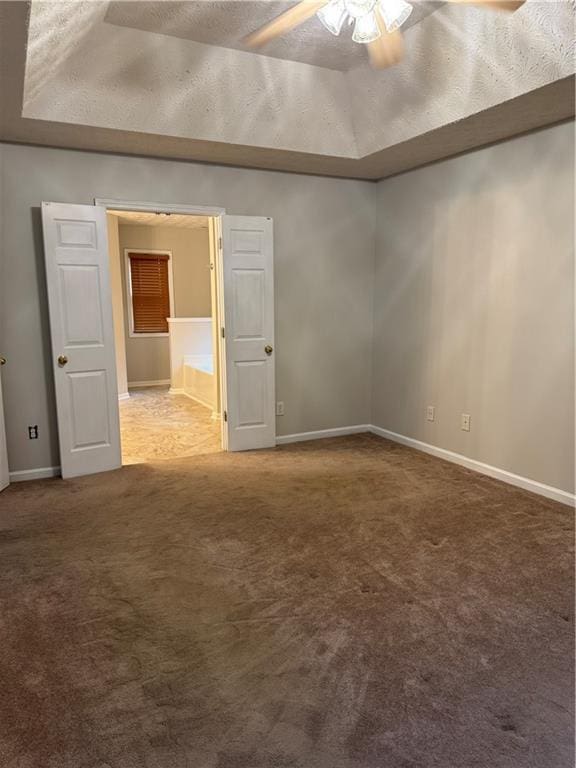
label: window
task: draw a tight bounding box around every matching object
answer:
[126,251,173,336]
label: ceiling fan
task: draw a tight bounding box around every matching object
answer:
[245,0,526,70]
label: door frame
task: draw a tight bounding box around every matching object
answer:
[95,198,229,451]
[0,358,9,492]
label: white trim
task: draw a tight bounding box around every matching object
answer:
[369,426,576,508]
[214,216,228,452]
[170,382,216,412]
[10,466,61,482]
[128,379,170,388]
[169,388,220,418]
[9,427,571,507]
[275,424,575,507]
[167,317,212,324]
[118,392,130,401]
[124,249,174,337]
[276,425,370,445]
[179,389,214,411]
[95,199,226,216]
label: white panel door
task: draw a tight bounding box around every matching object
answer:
[41,203,121,478]
[222,216,275,451]
[0,359,9,492]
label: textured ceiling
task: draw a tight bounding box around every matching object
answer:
[22,0,575,159]
[110,210,210,228]
[104,0,443,71]
[1,1,574,180]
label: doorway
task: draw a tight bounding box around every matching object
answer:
[41,200,276,479]
[106,209,222,465]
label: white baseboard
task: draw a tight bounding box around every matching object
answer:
[370,425,575,508]
[276,425,370,445]
[128,379,170,389]
[9,466,61,482]
[118,392,130,401]
[169,386,216,414]
[181,390,214,411]
[8,427,572,508]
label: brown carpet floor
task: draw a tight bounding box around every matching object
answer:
[0,435,573,768]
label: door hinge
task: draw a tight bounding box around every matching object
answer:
[223,410,227,422]
[221,326,225,339]
[218,236,222,251]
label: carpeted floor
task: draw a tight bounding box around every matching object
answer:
[120,387,221,464]
[0,435,573,768]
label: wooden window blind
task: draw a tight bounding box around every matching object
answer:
[128,252,171,334]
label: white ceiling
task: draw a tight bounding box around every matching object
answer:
[109,210,210,228]
[1,1,573,179]
[104,0,443,71]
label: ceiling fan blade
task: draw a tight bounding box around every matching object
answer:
[447,0,525,11]
[367,10,404,69]
[245,0,329,48]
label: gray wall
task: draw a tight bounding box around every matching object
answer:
[118,223,211,384]
[0,143,375,473]
[372,122,575,493]
[1,125,573,493]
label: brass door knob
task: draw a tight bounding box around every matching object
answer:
[264,345,273,356]
[58,355,68,366]
[0,356,6,366]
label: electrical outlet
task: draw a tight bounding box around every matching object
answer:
[426,406,435,422]
[28,425,38,439]
[461,413,471,432]
[276,401,285,416]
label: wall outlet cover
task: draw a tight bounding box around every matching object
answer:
[426,406,435,422]
[276,401,285,416]
[461,413,471,432]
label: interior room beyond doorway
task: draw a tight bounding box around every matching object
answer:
[106,209,222,464]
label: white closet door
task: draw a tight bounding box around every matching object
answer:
[41,203,121,478]
[0,360,9,492]
[222,216,275,451]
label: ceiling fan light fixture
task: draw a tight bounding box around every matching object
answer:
[352,11,381,43]
[378,0,413,32]
[344,0,378,17]
[317,0,348,35]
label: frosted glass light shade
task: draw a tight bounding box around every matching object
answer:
[344,0,378,18]
[317,0,348,35]
[378,0,413,32]
[352,11,381,43]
